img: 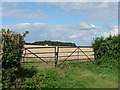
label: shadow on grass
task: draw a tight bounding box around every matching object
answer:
[2,66,37,88]
[13,66,37,79]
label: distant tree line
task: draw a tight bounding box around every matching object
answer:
[25,41,76,47]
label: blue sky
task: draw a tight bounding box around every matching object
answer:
[1,2,118,46]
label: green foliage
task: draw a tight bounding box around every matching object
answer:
[92,34,120,68]
[21,62,118,88]
[2,66,37,88]
[25,40,76,47]
[2,29,25,69]
[3,61,117,88]
[1,29,29,88]
[22,31,29,38]
[22,72,47,88]
[2,69,12,88]
[21,34,119,88]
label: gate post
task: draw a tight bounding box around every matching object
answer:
[55,46,59,67]
[77,47,79,60]
[22,48,26,63]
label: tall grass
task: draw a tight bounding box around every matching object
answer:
[21,61,118,88]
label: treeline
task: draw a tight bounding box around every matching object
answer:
[25,41,76,47]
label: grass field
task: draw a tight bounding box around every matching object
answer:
[20,45,118,88]
[21,61,118,88]
[23,45,94,63]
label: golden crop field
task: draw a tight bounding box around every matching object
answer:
[22,45,94,63]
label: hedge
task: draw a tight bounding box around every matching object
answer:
[1,29,24,69]
[92,34,120,67]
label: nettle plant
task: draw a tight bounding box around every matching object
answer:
[2,29,28,69]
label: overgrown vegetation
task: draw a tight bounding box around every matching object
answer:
[2,29,24,69]
[1,29,119,88]
[25,40,76,47]
[20,61,118,88]
[20,34,119,88]
[1,29,29,88]
[92,34,120,68]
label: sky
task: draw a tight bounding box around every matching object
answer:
[1,1,119,46]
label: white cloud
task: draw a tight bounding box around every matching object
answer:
[0,3,2,25]
[3,23,116,46]
[68,22,96,30]
[2,2,19,8]
[2,23,71,42]
[77,22,96,30]
[2,22,101,45]
[91,24,96,28]
[51,2,118,22]
[2,0,119,2]
[69,35,77,39]
[104,26,118,37]
[2,2,118,22]
[2,7,50,19]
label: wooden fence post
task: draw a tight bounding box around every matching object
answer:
[55,46,59,67]
[77,47,79,60]
[22,48,26,63]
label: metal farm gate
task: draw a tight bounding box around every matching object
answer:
[22,46,95,67]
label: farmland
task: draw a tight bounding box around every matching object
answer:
[1,29,119,89]
[22,45,94,63]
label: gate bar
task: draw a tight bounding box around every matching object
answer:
[57,47,78,67]
[78,47,94,64]
[25,48,48,64]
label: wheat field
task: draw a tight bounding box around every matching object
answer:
[22,45,94,63]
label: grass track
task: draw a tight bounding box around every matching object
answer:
[21,61,118,88]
